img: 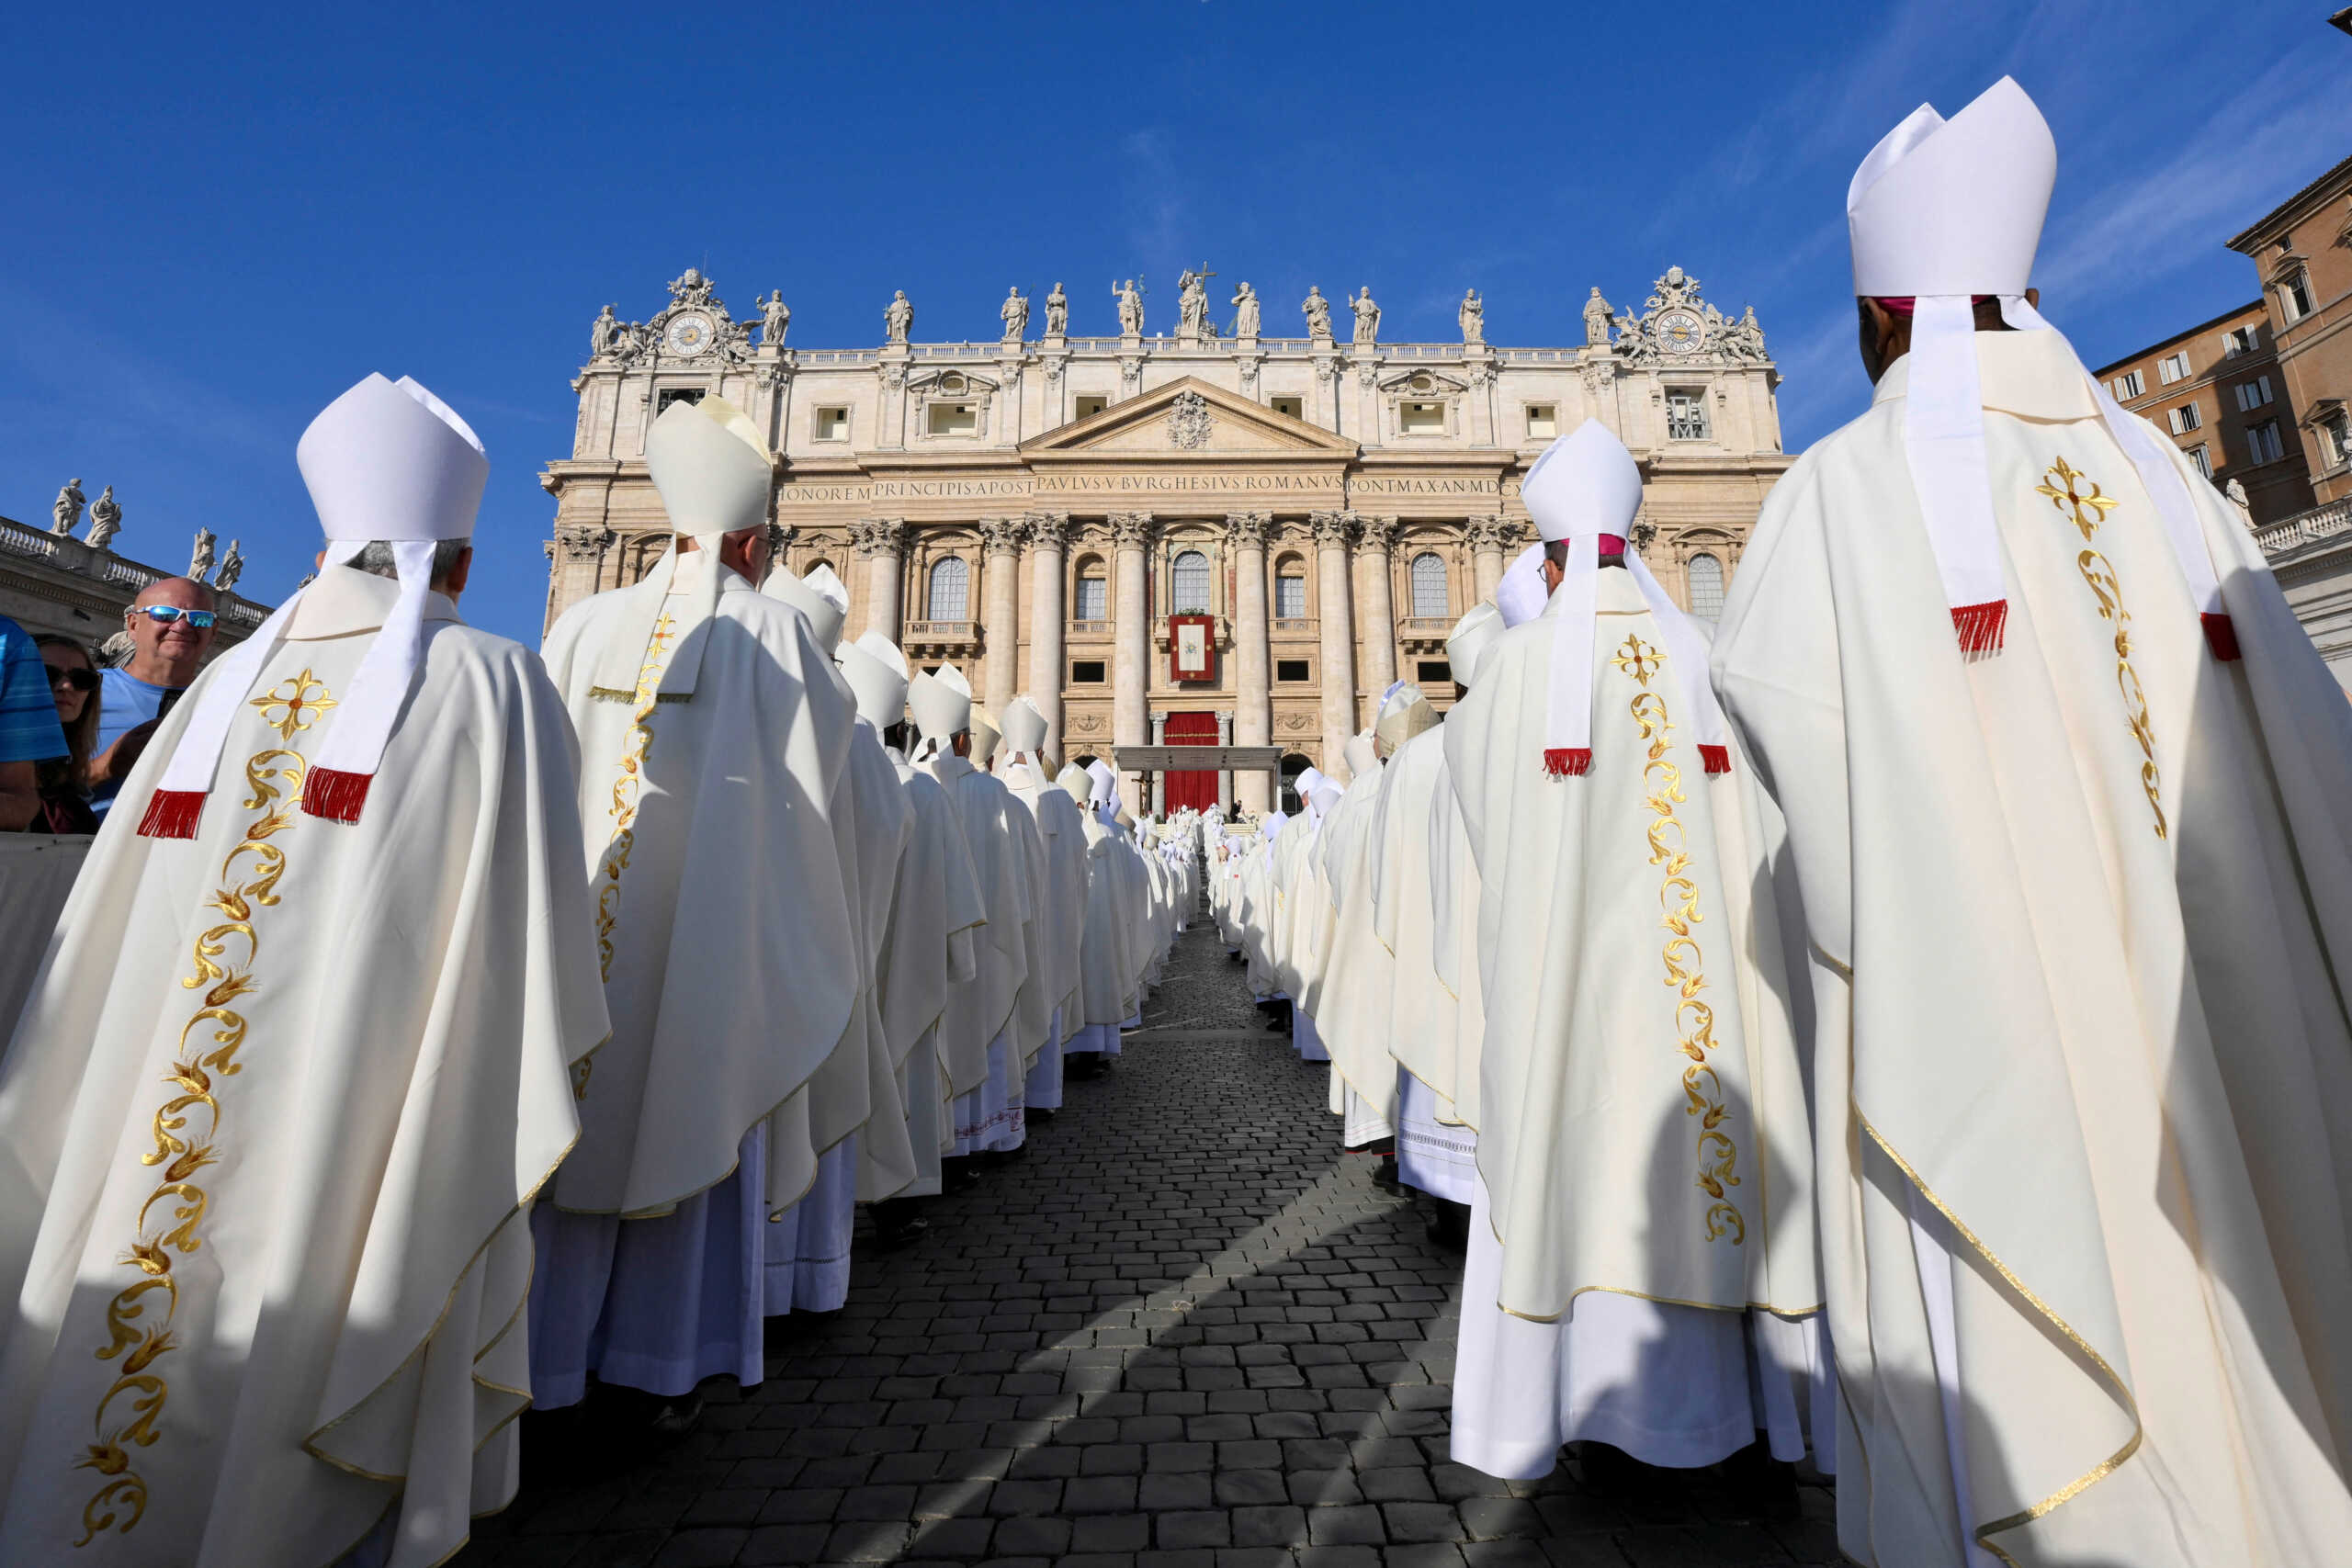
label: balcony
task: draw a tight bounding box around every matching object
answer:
[1397,615,1453,653]
[901,619,980,660]
[2256,497,2352,562]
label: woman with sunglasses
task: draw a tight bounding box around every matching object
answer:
[28,636,100,834]
[87,576,218,819]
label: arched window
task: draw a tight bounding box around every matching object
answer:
[1409,551,1448,618]
[1686,552,1724,621]
[1274,558,1307,619]
[1171,549,1211,614]
[928,555,969,620]
[1074,558,1108,621]
[802,558,833,580]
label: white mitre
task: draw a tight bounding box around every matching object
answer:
[1849,75,2229,657]
[1056,762,1092,804]
[590,395,775,698]
[1343,730,1378,779]
[144,372,486,837]
[1001,695,1050,768]
[969,705,1003,770]
[764,561,849,653]
[1374,682,1438,751]
[1446,603,1505,690]
[837,632,910,730]
[1521,420,1728,778]
[1495,543,1547,627]
[910,661,972,757]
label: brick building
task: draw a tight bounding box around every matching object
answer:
[2228,152,2352,507]
[2094,300,2313,525]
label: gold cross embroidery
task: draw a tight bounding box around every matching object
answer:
[254,671,337,741]
[2036,456,2120,542]
[1611,634,1663,687]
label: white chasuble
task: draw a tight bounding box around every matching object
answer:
[1005,763,1091,1039]
[924,756,1032,1098]
[0,567,607,1567]
[1444,568,1819,1325]
[1371,726,1464,1122]
[1311,766,1398,1126]
[541,553,861,1220]
[884,752,982,1192]
[1073,811,1139,1034]
[1712,328,2352,1568]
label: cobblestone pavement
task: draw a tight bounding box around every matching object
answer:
[458,903,1845,1568]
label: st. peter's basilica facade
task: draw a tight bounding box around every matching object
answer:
[542,266,1790,811]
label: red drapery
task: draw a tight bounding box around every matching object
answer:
[1163,711,1219,812]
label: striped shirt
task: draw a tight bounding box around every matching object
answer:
[0,615,67,764]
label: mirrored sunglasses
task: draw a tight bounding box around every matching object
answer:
[135,605,216,629]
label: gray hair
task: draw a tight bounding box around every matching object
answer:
[350,538,471,584]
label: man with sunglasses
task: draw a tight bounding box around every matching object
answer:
[86,575,216,818]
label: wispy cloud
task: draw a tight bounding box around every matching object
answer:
[2035,48,2352,306]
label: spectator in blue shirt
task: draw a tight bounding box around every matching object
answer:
[0,613,68,829]
[89,576,217,818]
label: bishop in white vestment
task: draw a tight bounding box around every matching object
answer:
[1444,421,1823,1481]
[0,375,609,1567]
[533,396,862,1412]
[1713,79,2352,1568]
[997,697,1089,1112]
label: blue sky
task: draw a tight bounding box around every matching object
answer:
[6,0,2346,647]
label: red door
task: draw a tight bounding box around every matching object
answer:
[1163,711,1219,811]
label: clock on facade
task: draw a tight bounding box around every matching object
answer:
[663,311,716,355]
[1656,310,1704,355]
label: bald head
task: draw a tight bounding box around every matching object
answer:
[124,576,218,686]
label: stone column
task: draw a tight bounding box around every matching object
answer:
[1467,514,1509,603]
[1110,512,1156,807]
[1149,711,1168,815]
[1310,511,1359,777]
[547,525,616,635]
[1216,709,1234,814]
[1352,513,1399,697]
[1227,511,1273,812]
[1025,512,1069,759]
[977,515,1025,716]
[851,518,908,643]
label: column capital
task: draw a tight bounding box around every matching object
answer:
[1463,513,1521,551]
[1224,511,1273,547]
[849,517,909,558]
[1308,510,1355,547]
[976,514,1026,556]
[1109,511,1158,547]
[1024,510,1071,550]
[552,524,615,564]
[1352,513,1400,553]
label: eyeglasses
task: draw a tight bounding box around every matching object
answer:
[45,665,97,693]
[133,606,216,629]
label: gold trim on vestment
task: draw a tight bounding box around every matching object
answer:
[1619,636,1745,1247]
[73,678,330,1548]
[592,612,677,982]
[1855,1108,2143,1566]
[2037,456,2165,840]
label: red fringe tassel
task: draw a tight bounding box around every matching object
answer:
[1542,748,1592,778]
[1951,600,2008,658]
[301,767,373,824]
[2201,613,2243,662]
[136,789,205,840]
[1699,744,1731,775]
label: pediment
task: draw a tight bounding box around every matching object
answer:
[1021,378,1358,458]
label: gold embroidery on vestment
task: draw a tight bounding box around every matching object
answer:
[1617,636,1744,1246]
[594,614,679,985]
[2038,457,2165,839]
[75,679,325,1546]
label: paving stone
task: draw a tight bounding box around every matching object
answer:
[453,913,1838,1568]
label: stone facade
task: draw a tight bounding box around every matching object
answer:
[2229,152,2352,508]
[543,267,1792,808]
[2094,300,2315,525]
[0,511,269,659]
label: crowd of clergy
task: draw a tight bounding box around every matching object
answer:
[3,73,2352,1568]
